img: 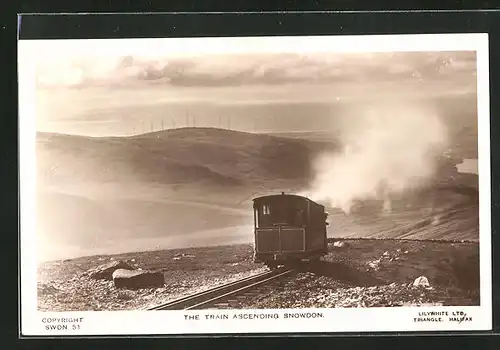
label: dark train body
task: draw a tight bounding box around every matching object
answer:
[252,192,329,268]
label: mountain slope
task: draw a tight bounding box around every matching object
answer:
[35,128,339,260]
[37,127,338,189]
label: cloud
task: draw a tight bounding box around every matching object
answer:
[35,51,477,88]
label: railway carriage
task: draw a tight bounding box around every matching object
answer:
[252,192,329,268]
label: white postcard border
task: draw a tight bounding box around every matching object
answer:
[18,33,492,336]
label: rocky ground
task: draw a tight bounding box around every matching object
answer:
[37,239,479,311]
[238,239,479,309]
[37,244,266,311]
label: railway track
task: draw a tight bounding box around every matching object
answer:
[148,267,295,310]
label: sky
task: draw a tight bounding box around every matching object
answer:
[21,36,479,136]
[33,45,476,88]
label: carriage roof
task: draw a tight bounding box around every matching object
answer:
[252,193,324,208]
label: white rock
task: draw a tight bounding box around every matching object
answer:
[413,276,430,287]
[368,259,381,270]
[333,241,345,248]
[88,260,134,281]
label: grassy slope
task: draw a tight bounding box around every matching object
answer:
[37,127,336,187]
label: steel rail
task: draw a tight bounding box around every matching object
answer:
[148,267,293,310]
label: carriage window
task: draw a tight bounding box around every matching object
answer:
[262,204,271,215]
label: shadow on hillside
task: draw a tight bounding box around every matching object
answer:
[300,260,385,287]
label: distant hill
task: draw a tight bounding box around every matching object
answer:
[37,127,339,189]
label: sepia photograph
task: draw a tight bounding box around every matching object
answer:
[19,33,491,335]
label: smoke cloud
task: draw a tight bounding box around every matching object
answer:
[303,102,449,214]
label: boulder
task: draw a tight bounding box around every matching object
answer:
[413,276,430,288]
[112,269,165,289]
[332,241,347,248]
[88,260,133,281]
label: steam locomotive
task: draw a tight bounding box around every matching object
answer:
[252,192,329,268]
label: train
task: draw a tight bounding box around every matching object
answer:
[252,192,329,268]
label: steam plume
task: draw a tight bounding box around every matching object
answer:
[303,102,449,214]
